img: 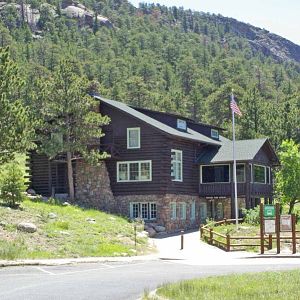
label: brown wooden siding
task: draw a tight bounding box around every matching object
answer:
[102,102,170,196]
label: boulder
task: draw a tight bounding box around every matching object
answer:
[17,222,37,233]
[154,225,166,233]
[62,202,71,206]
[0,221,7,227]
[146,227,156,238]
[137,231,149,239]
[86,218,96,224]
[27,188,36,196]
[48,212,57,219]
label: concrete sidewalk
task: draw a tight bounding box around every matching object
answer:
[151,230,300,266]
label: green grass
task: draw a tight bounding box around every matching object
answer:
[149,270,300,300]
[0,199,149,260]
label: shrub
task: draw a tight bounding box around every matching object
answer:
[242,206,260,225]
[0,162,26,207]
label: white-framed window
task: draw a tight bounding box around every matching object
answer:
[177,119,187,131]
[191,201,196,220]
[130,202,157,220]
[127,128,140,149]
[253,164,266,184]
[199,202,207,223]
[170,202,176,220]
[200,164,230,183]
[117,161,152,182]
[171,149,183,182]
[179,202,186,220]
[236,164,245,183]
[211,129,219,139]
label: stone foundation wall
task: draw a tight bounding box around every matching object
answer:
[75,161,116,212]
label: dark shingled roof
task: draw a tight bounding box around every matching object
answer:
[197,138,278,163]
[95,95,222,146]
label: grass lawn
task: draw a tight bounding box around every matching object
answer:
[0,199,149,259]
[146,270,300,300]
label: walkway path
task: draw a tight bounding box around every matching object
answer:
[151,230,300,266]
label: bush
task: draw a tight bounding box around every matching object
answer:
[0,162,26,207]
[242,206,260,225]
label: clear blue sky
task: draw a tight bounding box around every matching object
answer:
[129,0,300,45]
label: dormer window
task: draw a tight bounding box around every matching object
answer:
[177,119,187,131]
[127,128,140,149]
[211,129,219,139]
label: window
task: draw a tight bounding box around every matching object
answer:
[127,128,140,149]
[170,202,176,220]
[266,167,271,184]
[216,202,224,220]
[177,119,187,131]
[117,161,152,182]
[236,164,245,182]
[199,202,207,223]
[130,202,157,220]
[211,129,219,139]
[253,165,266,183]
[201,165,230,183]
[191,201,196,220]
[179,203,186,220]
[171,150,183,181]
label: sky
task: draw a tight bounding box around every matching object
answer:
[129,0,300,45]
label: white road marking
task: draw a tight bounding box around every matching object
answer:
[35,267,56,275]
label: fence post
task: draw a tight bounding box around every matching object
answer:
[268,234,272,250]
[292,214,296,254]
[224,218,227,225]
[209,228,213,245]
[200,226,203,239]
[260,203,264,254]
[226,234,230,252]
[276,203,280,254]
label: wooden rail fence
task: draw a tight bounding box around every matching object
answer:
[200,218,274,252]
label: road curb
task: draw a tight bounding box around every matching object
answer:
[0,254,159,267]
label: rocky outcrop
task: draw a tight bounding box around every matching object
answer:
[208,14,300,63]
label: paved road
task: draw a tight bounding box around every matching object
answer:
[1,260,300,300]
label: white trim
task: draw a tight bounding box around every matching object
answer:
[171,149,183,182]
[211,129,219,139]
[117,160,152,182]
[127,127,140,149]
[129,202,157,220]
[200,164,231,184]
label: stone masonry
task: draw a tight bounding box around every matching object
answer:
[75,160,116,212]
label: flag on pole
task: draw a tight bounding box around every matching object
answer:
[230,95,242,116]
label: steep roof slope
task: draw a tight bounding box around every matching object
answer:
[95,95,222,146]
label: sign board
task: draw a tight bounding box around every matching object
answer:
[264,205,275,218]
[264,219,276,234]
[280,215,292,232]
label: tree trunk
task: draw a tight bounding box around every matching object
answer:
[67,151,75,201]
[289,200,296,214]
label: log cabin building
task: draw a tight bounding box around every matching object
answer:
[28,96,279,231]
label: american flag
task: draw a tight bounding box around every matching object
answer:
[230,94,242,116]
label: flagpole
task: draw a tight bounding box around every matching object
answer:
[231,91,239,228]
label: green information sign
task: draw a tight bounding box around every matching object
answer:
[264,205,275,218]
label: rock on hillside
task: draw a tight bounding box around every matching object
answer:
[208,14,300,63]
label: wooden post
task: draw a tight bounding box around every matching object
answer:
[209,228,213,245]
[292,214,296,254]
[200,226,203,239]
[268,234,272,250]
[276,203,280,254]
[224,218,227,225]
[260,203,264,254]
[180,230,184,250]
[226,234,230,252]
[134,224,137,250]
